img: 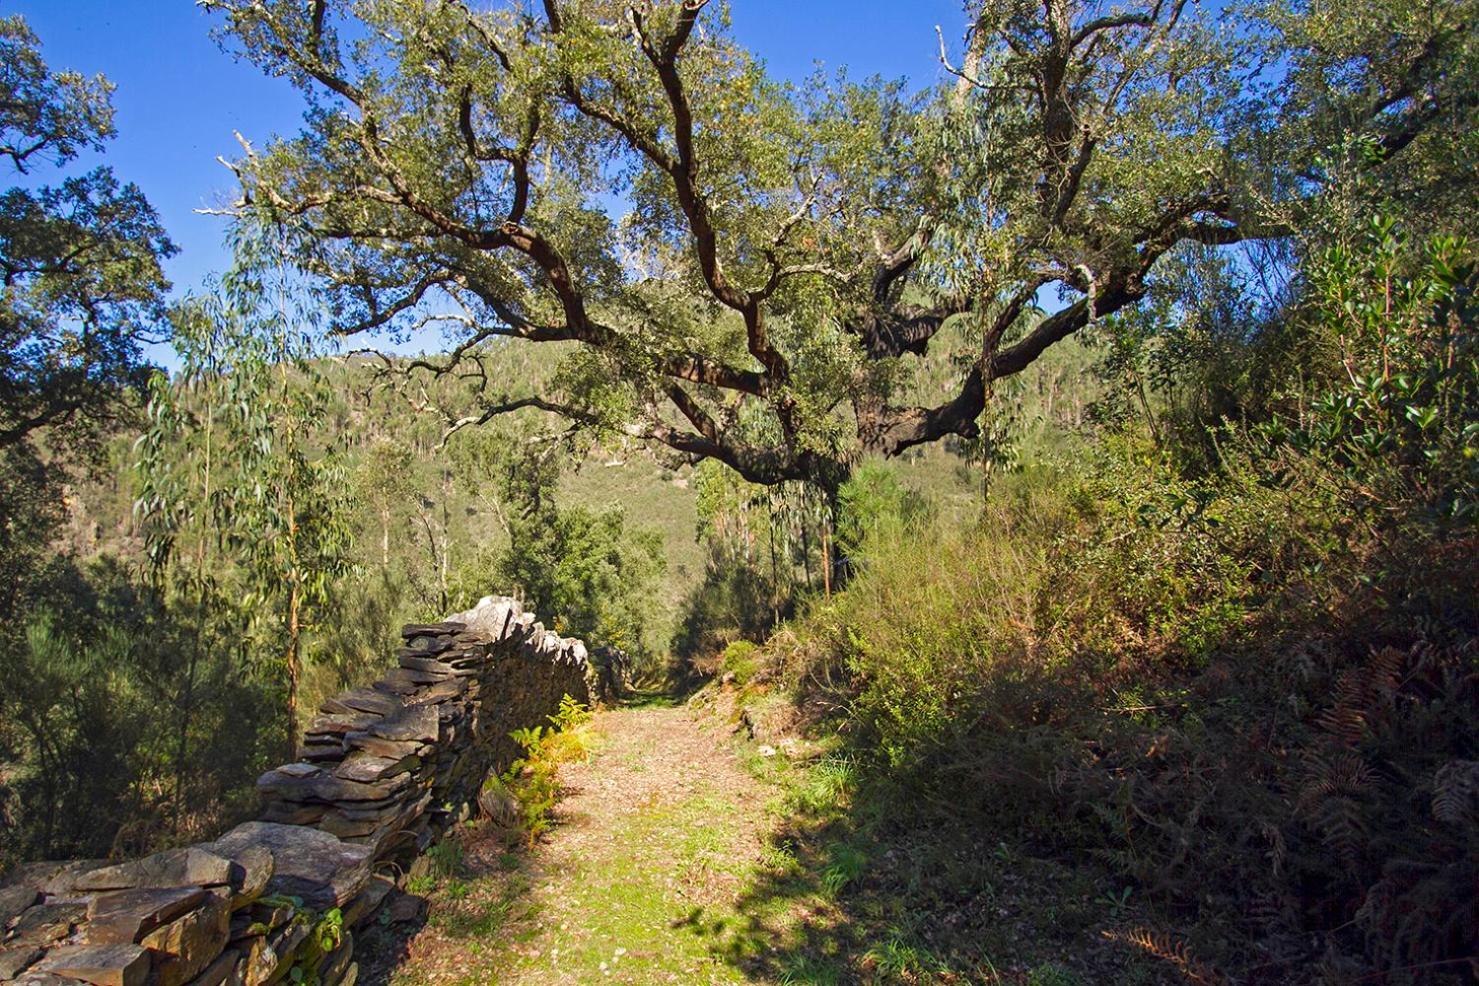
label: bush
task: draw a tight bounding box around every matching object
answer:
[482,695,594,848]
[670,548,781,666]
[720,640,763,684]
[752,226,1478,980]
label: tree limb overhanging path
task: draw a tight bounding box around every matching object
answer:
[199,0,1469,494]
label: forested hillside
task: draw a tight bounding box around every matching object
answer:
[2,0,1475,982]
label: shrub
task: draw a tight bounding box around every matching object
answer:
[720,640,763,684]
[751,226,1477,979]
[482,695,594,847]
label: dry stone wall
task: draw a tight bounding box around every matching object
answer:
[0,596,607,986]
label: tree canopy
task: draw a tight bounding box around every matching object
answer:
[203,0,1475,493]
[0,15,175,454]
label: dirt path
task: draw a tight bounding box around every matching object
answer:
[367,699,784,985]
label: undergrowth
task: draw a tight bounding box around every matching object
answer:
[741,225,1478,983]
[479,694,595,847]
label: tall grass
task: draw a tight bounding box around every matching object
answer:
[743,223,1479,979]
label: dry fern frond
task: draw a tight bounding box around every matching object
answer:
[1103,926,1224,985]
[1367,645,1407,700]
[1259,819,1288,878]
[1431,759,1479,825]
[1297,751,1378,869]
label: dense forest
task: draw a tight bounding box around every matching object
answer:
[1,0,1475,982]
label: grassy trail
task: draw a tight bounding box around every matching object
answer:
[367,699,794,985]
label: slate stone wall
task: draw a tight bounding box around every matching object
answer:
[0,596,601,986]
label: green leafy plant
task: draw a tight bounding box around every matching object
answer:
[1097,885,1133,918]
[492,696,595,848]
[1293,218,1477,524]
[425,837,464,880]
[819,841,868,897]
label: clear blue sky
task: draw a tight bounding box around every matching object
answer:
[11,0,966,309]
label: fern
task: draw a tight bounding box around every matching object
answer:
[1104,927,1223,985]
[1430,760,1478,826]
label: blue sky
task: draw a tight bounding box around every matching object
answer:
[11,0,966,313]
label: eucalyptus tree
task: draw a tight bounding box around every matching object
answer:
[136,229,355,757]
[0,15,174,453]
[201,0,1474,499]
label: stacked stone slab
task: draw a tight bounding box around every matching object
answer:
[0,824,368,986]
[257,596,591,867]
[1,596,596,986]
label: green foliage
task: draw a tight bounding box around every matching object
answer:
[425,838,464,880]
[0,574,278,863]
[818,840,868,898]
[719,640,762,685]
[1024,963,1080,986]
[834,462,931,560]
[675,461,855,664]
[492,696,594,847]
[456,439,667,665]
[499,503,665,658]
[193,0,1479,497]
[752,220,1477,980]
[311,906,343,955]
[283,903,344,986]
[135,224,357,749]
[549,693,594,734]
[0,14,174,457]
[1286,218,1477,523]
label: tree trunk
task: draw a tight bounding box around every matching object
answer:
[821,519,832,598]
[817,478,847,589]
[172,623,200,837]
[380,506,390,567]
[286,579,301,759]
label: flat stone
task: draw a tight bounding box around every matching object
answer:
[398,622,465,639]
[313,815,387,841]
[2,863,66,891]
[319,689,401,718]
[8,902,86,946]
[370,672,423,696]
[275,762,318,779]
[8,861,109,897]
[139,893,229,986]
[258,802,327,826]
[209,824,370,912]
[12,973,90,986]
[303,713,377,738]
[317,937,353,986]
[444,597,521,640]
[395,655,454,676]
[385,892,425,925]
[235,937,269,986]
[257,765,415,804]
[339,876,394,929]
[398,637,453,657]
[342,733,425,760]
[332,754,418,784]
[227,899,293,944]
[0,945,44,979]
[73,849,234,893]
[181,947,237,986]
[243,921,308,986]
[366,705,438,744]
[33,944,150,986]
[222,845,274,908]
[300,743,345,764]
[236,936,272,986]
[85,887,209,944]
[0,885,39,928]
